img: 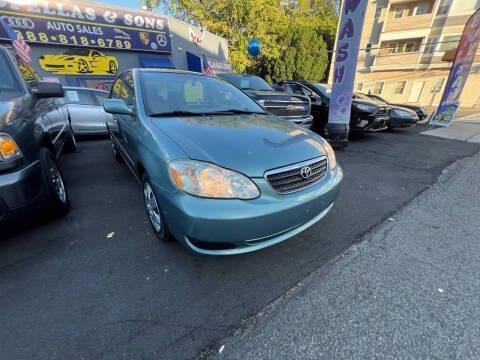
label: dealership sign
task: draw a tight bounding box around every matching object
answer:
[0,0,172,53]
[430,8,480,127]
[328,0,368,127]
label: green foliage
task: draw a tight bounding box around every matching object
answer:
[144,0,338,82]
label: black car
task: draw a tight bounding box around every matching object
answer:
[0,46,76,227]
[367,94,428,121]
[356,93,418,129]
[217,73,313,128]
[274,81,390,138]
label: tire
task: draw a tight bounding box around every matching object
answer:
[63,127,77,154]
[39,148,70,218]
[77,59,89,74]
[108,60,118,74]
[110,136,123,162]
[142,174,172,242]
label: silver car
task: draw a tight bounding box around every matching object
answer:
[63,87,109,135]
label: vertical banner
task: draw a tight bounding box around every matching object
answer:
[327,0,368,142]
[430,9,480,127]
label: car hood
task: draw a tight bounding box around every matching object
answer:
[0,98,25,136]
[151,114,327,177]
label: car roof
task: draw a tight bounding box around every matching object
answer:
[63,86,108,93]
[136,68,206,76]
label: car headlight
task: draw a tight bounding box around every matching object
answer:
[169,160,260,199]
[322,141,337,171]
[356,104,377,112]
[392,109,414,119]
[0,134,22,161]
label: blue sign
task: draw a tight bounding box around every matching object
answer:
[0,0,172,53]
[430,8,480,127]
[247,38,261,57]
[328,0,368,126]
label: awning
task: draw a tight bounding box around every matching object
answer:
[186,51,202,73]
[139,55,175,69]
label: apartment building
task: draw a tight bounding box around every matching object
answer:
[337,0,480,109]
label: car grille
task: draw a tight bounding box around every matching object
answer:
[265,157,328,194]
[260,95,310,118]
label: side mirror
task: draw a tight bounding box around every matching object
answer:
[103,99,133,115]
[309,94,320,103]
[33,82,64,99]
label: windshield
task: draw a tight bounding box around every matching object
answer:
[65,89,107,106]
[0,51,23,102]
[140,72,267,116]
[312,83,332,99]
[218,74,273,91]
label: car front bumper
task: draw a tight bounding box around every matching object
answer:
[0,161,44,224]
[389,116,417,128]
[154,165,343,255]
[282,115,313,128]
[351,115,389,133]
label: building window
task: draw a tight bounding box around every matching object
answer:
[365,42,372,54]
[437,5,449,15]
[432,78,445,93]
[356,82,364,92]
[393,81,407,95]
[424,38,438,54]
[373,81,384,95]
[394,7,404,18]
[439,35,461,51]
[374,7,383,20]
[405,42,420,53]
[415,3,430,15]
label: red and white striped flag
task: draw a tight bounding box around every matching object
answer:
[0,17,32,64]
[202,54,215,76]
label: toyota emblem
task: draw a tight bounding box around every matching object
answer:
[300,166,312,179]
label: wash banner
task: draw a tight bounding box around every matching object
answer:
[328,0,368,127]
[430,8,480,127]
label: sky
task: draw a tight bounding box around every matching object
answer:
[94,0,140,10]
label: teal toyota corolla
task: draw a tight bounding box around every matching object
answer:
[103,69,343,255]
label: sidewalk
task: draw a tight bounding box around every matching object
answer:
[207,151,480,360]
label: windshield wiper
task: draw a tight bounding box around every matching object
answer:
[149,110,205,117]
[205,109,267,115]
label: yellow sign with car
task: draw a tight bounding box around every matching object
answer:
[39,49,119,76]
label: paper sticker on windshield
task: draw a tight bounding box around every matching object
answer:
[66,90,80,102]
[184,80,204,103]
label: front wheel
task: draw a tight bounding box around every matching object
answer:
[143,175,171,242]
[40,148,70,218]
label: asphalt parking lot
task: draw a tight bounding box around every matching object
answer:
[1,125,480,360]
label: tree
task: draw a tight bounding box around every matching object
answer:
[143,0,337,81]
[261,25,329,83]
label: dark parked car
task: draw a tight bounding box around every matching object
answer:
[356,93,418,129]
[367,94,428,121]
[274,81,390,138]
[217,73,313,128]
[63,87,109,135]
[0,46,75,226]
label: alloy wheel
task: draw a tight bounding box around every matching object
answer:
[144,182,162,232]
[77,60,89,73]
[48,159,67,203]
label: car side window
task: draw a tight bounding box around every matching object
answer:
[122,71,135,107]
[287,83,306,96]
[110,76,124,99]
